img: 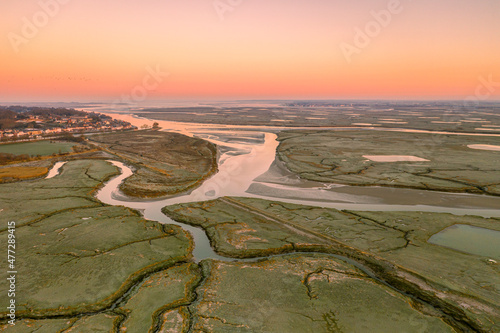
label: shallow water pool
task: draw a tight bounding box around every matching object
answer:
[428,224,500,259]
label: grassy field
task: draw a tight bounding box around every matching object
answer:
[90,130,218,197]
[0,141,76,156]
[0,159,193,329]
[164,197,500,332]
[0,166,48,181]
[189,256,454,332]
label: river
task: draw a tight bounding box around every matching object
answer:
[82,113,500,261]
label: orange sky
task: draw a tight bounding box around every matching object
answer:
[1,0,499,101]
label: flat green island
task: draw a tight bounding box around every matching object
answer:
[89,130,218,198]
[277,130,500,195]
[163,197,500,332]
[0,160,197,332]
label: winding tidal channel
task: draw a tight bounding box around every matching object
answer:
[86,115,500,262]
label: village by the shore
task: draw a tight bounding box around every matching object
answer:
[0,106,135,142]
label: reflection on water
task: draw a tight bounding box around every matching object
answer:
[429,225,500,259]
[93,113,500,213]
[96,161,229,261]
[92,112,500,260]
[95,112,500,137]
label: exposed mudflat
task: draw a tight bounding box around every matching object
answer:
[277,130,500,195]
[468,144,500,151]
[362,155,430,162]
[125,103,500,134]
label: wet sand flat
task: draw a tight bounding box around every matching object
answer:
[363,155,429,162]
[468,144,500,151]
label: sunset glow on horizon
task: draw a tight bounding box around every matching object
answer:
[1,0,499,102]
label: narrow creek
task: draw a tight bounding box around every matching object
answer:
[91,157,448,319]
[83,122,500,262]
[41,119,500,330]
[83,127,499,331]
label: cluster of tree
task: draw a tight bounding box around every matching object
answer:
[5,106,87,117]
[0,153,32,164]
[72,144,93,153]
[56,133,85,142]
[0,133,40,142]
[140,122,160,130]
[0,110,18,130]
